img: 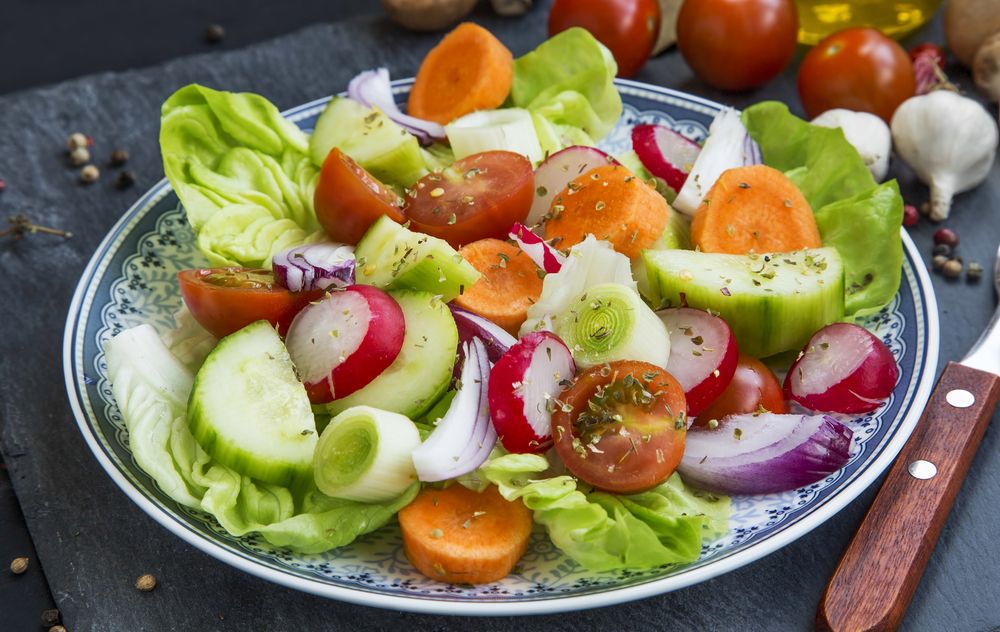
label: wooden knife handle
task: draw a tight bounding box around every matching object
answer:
[817,362,1000,632]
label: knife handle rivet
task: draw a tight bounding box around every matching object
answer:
[946,389,976,409]
[908,459,938,480]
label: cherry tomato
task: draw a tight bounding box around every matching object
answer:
[404,151,533,248]
[798,27,915,122]
[177,268,322,339]
[909,42,946,69]
[694,355,787,426]
[548,0,660,78]
[551,360,687,494]
[676,0,798,91]
[314,148,405,245]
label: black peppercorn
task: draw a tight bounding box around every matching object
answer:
[41,608,61,626]
[110,148,130,166]
[932,243,952,258]
[116,170,136,190]
[205,24,225,43]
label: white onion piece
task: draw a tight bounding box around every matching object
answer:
[272,243,355,292]
[411,338,497,482]
[449,305,516,364]
[509,222,565,273]
[445,108,544,164]
[679,413,853,495]
[346,68,445,146]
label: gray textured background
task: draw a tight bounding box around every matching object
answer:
[1,4,999,631]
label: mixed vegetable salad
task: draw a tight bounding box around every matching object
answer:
[104,23,905,584]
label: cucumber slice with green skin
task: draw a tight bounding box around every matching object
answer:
[643,247,845,358]
[636,213,693,306]
[309,97,428,187]
[187,320,317,488]
[318,289,458,419]
[354,215,481,302]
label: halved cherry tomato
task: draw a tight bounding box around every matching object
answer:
[551,360,687,494]
[404,151,533,248]
[694,355,787,426]
[177,268,323,339]
[314,148,406,245]
[676,0,798,91]
[548,0,661,78]
[798,27,915,122]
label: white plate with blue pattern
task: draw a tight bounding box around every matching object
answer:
[63,79,940,615]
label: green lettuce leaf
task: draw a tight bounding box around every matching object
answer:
[160,84,324,268]
[511,28,622,145]
[482,454,729,572]
[105,324,414,554]
[742,101,903,317]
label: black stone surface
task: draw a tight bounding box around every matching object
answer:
[1,3,999,631]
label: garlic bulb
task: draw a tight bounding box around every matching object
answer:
[890,90,998,221]
[812,109,892,182]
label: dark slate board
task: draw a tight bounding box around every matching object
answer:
[1,4,999,630]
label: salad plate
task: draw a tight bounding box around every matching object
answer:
[63,78,939,615]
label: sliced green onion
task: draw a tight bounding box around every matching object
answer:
[313,405,421,503]
[445,108,544,164]
[554,282,670,369]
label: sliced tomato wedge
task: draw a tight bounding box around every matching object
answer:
[177,268,322,339]
[314,148,406,244]
[551,360,687,494]
[404,151,533,248]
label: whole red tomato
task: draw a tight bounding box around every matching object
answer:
[548,0,660,77]
[798,27,916,122]
[676,0,798,91]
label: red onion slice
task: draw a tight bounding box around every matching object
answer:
[347,68,445,146]
[272,243,355,292]
[509,222,565,273]
[411,338,498,482]
[449,305,517,364]
[678,413,853,495]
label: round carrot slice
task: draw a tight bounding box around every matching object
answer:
[453,238,543,336]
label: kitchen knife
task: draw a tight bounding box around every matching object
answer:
[817,245,1000,632]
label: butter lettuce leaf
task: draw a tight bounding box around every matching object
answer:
[105,324,414,554]
[482,454,729,572]
[742,101,902,317]
[160,84,324,268]
[511,28,622,145]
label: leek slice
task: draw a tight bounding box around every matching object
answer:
[554,282,670,369]
[445,108,544,164]
[313,405,421,503]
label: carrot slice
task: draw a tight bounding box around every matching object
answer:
[398,484,533,584]
[690,165,822,254]
[543,164,670,260]
[407,23,514,125]
[453,238,543,336]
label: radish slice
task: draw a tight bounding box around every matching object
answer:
[449,305,516,364]
[272,243,355,292]
[527,145,617,226]
[285,285,405,404]
[784,323,899,414]
[658,308,739,417]
[679,413,853,495]
[488,331,576,454]
[411,338,497,482]
[631,124,701,192]
[509,222,565,273]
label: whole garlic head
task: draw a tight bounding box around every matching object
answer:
[812,109,892,182]
[891,90,998,221]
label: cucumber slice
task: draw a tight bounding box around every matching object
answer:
[187,321,317,488]
[643,247,845,358]
[355,215,481,302]
[637,213,693,306]
[309,97,428,187]
[318,289,458,419]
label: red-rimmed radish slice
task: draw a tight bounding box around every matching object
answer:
[488,331,576,454]
[509,222,565,273]
[526,146,617,226]
[784,322,898,414]
[678,413,853,495]
[658,307,739,418]
[631,124,701,192]
[285,285,405,404]
[449,305,516,364]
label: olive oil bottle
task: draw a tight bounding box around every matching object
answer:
[796,0,943,44]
